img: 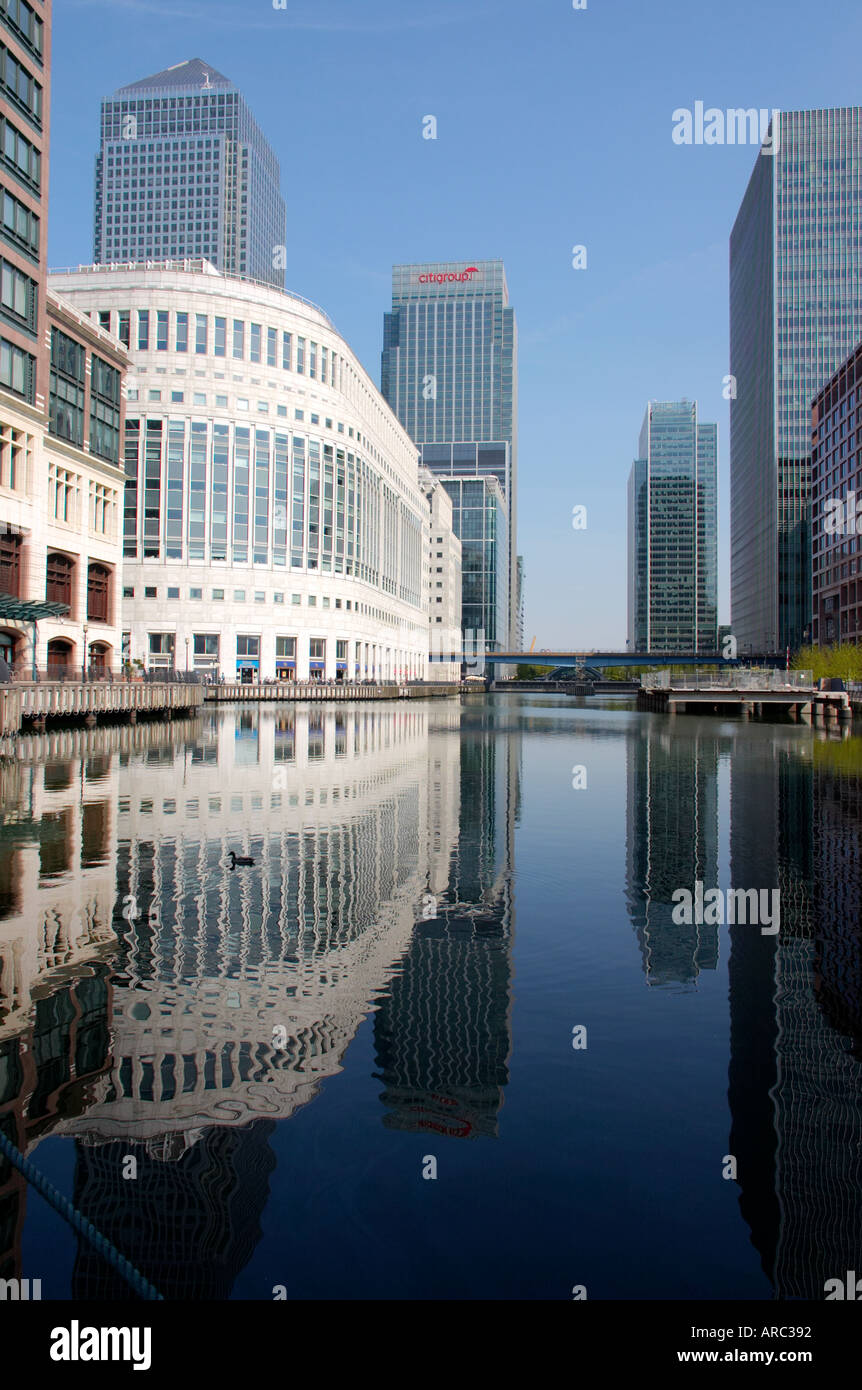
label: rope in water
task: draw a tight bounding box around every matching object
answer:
[0,1126,164,1301]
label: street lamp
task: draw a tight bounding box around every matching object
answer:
[82,621,89,682]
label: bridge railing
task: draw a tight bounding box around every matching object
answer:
[641,668,813,691]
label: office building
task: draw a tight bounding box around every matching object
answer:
[811,339,862,644]
[627,400,718,654]
[730,107,862,652]
[381,260,518,651]
[50,259,432,682]
[419,468,462,682]
[1,1,128,676]
[93,58,286,289]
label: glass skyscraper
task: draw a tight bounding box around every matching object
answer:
[627,401,718,654]
[381,260,518,650]
[93,58,286,288]
[730,107,862,653]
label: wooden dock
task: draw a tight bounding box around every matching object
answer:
[1,681,203,738]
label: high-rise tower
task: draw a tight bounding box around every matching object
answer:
[730,107,862,652]
[627,400,718,654]
[382,261,518,651]
[93,58,286,288]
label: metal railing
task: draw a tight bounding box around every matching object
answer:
[641,668,814,691]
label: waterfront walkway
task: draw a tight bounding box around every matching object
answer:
[0,681,203,737]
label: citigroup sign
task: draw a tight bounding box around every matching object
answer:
[418,266,480,284]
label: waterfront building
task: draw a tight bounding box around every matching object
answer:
[419,468,462,681]
[93,58,286,289]
[730,106,862,652]
[627,400,718,654]
[810,339,862,644]
[1,1,128,676]
[48,260,433,682]
[381,261,519,651]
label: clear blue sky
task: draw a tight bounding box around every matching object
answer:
[51,0,862,647]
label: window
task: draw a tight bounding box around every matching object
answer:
[87,562,111,622]
[254,591,265,602]
[123,585,134,598]
[233,320,244,359]
[45,552,73,606]
[212,588,224,600]
[291,593,301,605]
[274,592,284,604]
[237,635,260,657]
[137,310,149,350]
[189,587,202,600]
[267,327,277,366]
[308,595,316,607]
[309,638,325,660]
[195,314,207,354]
[156,311,168,350]
[0,334,33,401]
[193,392,206,406]
[250,323,261,362]
[147,389,161,402]
[175,312,188,352]
[234,589,246,602]
[216,394,228,407]
[214,316,226,356]
[194,634,219,656]
[144,586,157,599]
[0,528,21,596]
[0,113,40,191]
[167,586,180,599]
[148,632,175,655]
[294,409,304,421]
[171,390,184,403]
[90,353,121,463]
[49,328,86,445]
[0,256,35,330]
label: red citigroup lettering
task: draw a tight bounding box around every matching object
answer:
[418,267,480,284]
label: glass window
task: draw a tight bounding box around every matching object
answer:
[175,312,188,352]
[195,314,207,354]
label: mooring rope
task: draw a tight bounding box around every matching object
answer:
[0,1127,164,1301]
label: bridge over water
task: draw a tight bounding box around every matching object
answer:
[477,651,755,671]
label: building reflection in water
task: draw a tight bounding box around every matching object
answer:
[1,702,519,1295]
[0,724,142,1284]
[728,733,862,1300]
[625,721,721,987]
[373,704,520,1139]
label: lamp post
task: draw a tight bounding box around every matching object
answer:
[82,621,89,683]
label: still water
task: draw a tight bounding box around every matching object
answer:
[1,693,860,1300]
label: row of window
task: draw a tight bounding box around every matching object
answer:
[47,328,123,462]
[0,112,39,193]
[0,253,35,331]
[0,533,112,620]
[0,40,42,128]
[0,183,38,259]
[107,308,336,382]
[0,0,43,62]
[148,633,347,660]
[0,332,33,402]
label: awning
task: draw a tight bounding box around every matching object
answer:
[0,597,69,621]
[309,661,325,670]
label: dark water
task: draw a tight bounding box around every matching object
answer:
[1,694,860,1300]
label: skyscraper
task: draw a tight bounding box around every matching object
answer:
[730,107,862,653]
[93,58,286,288]
[627,400,718,654]
[381,260,518,651]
